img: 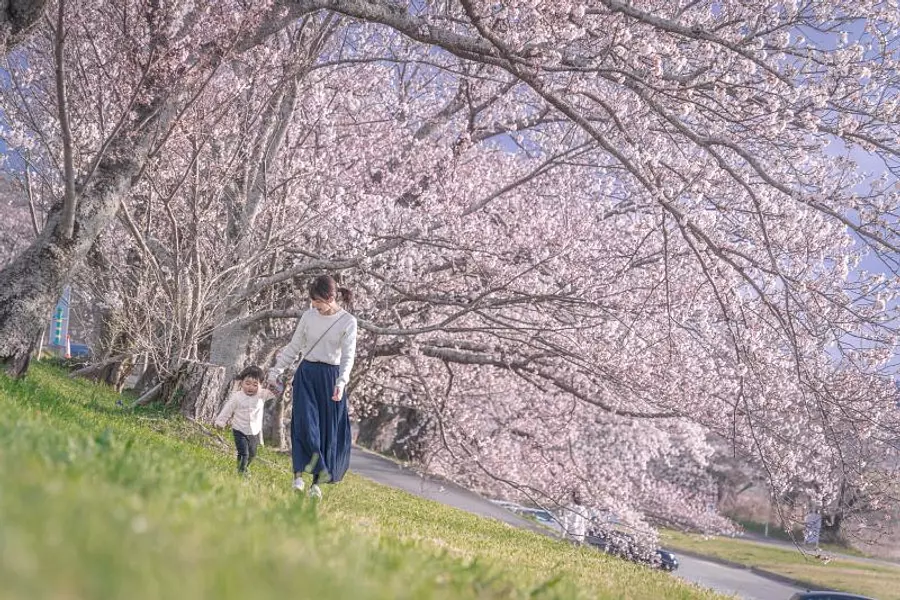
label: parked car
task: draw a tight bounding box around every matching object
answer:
[585,530,672,569]
[585,530,679,571]
[69,343,91,358]
[517,508,560,529]
[654,549,679,571]
[489,500,564,532]
[788,592,875,600]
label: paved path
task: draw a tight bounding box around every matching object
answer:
[676,554,802,600]
[349,447,548,534]
[349,447,806,599]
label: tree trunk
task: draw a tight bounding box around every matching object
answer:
[132,359,158,395]
[0,231,78,376]
[356,403,429,461]
[171,361,228,423]
[101,355,135,392]
[820,512,847,545]
[263,387,288,449]
[92,307,134,387]
[0,83,175,377]
[208,308,251,390]
[70,353,134,391]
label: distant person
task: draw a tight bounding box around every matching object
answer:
[214,366,274,476]
[561,489,603,544]
[561,505,589,544]
[267,275,358,499]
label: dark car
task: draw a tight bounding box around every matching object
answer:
[655,549,679,571]
[586,530,639,559]
[788,592,876,600]
[585,530,675,570]
[69,343,91,358]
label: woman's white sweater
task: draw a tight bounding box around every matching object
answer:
[271,307,358,391]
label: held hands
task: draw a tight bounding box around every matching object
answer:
[266,370,285,396]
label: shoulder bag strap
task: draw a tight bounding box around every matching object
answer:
[302,311,349,361]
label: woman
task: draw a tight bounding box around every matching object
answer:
[267,275,358,498]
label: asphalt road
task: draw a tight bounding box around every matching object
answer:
[349,447,548,535]
[675,554,803,600]
[349,447,805,600]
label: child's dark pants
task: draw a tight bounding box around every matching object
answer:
[232,429,259,473]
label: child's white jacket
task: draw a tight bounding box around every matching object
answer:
[214,389,273,437]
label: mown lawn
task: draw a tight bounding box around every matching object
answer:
[0,364,726,600]
[662,530,900,600]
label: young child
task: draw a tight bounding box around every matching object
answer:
[214,366,274,475]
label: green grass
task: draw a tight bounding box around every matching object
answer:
[729,518,871,558]
[0,364,727,600]
[661,530,900,600]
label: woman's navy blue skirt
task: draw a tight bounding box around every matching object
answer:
[290,360,351,483]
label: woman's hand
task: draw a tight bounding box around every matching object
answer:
[266,369,279,386]
[332,385,343,402]
[266,371,285,396]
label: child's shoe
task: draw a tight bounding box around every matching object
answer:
[309,484,322,500]
[292,476,305,491]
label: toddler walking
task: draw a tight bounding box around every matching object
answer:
[214,366,275,475]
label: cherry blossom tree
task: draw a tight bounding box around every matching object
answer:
[0,0,292,374]
[274,0,900,537]
[0,0,898,537]
[96,17,346,410]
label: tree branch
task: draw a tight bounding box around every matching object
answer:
[52,0,77,240]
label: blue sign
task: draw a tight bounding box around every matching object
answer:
[49,286,71,352]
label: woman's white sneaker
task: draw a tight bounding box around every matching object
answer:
[292,477,305,491]
[309,484,322,499]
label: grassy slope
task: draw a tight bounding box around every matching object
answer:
[0,364,726,600]
[729,518,870,558]
[662,530,900,600]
